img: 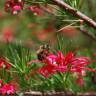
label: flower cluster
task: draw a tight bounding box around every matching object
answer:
[28,6,42,16]
[4,0,42,15]
[0,79,15,95]
[28,51,96,87]
[0,58,11,70]
[36,51,90,78]
[0,58,14,95]
[29,50,96,86]
[5,0,24,14]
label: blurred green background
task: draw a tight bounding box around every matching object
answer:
[0,0,96,49]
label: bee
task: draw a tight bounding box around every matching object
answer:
[37,44,51,61]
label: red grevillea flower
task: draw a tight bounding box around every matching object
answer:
[12,5,22,14]
[28,6,42,16]
[29,50,96,78]
[2,27,14,42]
[0,58,11,70]
[5,0,24,14]
[38,65,57,78]
[76,77,84,87]
[0,84,15,95]
[45,51,89,74]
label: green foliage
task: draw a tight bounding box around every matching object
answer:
[4,43,36,91]
[0,0,96,94]
[63,0,80,9]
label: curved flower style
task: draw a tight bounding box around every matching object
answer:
[29,50,96,78]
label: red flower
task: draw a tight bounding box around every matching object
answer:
[5,0,24,14]
[69,56,89,75]
[38,65,57,78]
[12,5,22,14]
[28,6,42,16]
[0,84,15,95]
[29,50,96,78]
[45,51,89,75]
[2,27,14,42]
[0,58,11,70]
[45,51,67,73]
[76,77,84,87]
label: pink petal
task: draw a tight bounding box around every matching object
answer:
[65,52,74,64]
[84,68,96,72]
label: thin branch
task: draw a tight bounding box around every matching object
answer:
[40,5,96,41]
[52,0,96,29]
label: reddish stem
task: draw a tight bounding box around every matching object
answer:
[52,0,96,29]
